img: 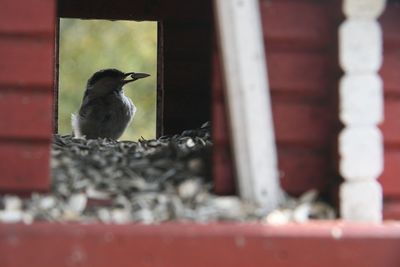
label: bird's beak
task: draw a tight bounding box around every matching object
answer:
[122,72,150,84]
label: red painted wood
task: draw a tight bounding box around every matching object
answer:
[267,51,336,97]
[214,101,333,195]
[379,2,400,95]
[0,91,53,139]
[213,144,235,195]
[213,51,235,195]
[0,0,55,35]
[260,0,335,49]
[213,102,229,145]
[379,3,400,51]
[380,149,400,197]
[378,1,400,215]
[212,0,340,196]
[0,37,54,88]
[0,0,54,192]
[381,99,400,146]
[0,222,399,267]
[272,100,334,147]
[0,140,50,192]
[278,147,330,195]
[383,202,400,220]
[380,51,400,96]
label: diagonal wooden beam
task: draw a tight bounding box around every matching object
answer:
[214,0,282,211]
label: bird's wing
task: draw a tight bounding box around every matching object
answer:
[79,98,110,122]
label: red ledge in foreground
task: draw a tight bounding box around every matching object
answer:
[0,221,400,267]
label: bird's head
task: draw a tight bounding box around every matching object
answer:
[86,68,150,92]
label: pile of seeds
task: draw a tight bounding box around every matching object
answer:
[0,122,335,224]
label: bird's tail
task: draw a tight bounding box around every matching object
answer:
[71,114,82,138]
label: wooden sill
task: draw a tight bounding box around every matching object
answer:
[1,221,399,267]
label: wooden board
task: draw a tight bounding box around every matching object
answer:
[0,37,54,88]
[58,0,212,21]
[213,0,400,214]
[0,222,399,267]
[0,0,55,192]
[379,3,400,210]
[0,0,55,35]
[267,51,337,97]
[383,201,400,220]
[278,147,331,195]
[213,0,340,197]
[272,100,335,147]
[380,149,400,197]
[0,140,50,192]
[0,90,52,139]
[379,3,400,51]
[380,50,400,95]
[260,0,336,49]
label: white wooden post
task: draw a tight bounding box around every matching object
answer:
[214,0,282,211]
[339,0,387,222]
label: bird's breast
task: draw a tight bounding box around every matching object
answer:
[107,93,135,124]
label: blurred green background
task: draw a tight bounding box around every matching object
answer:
[58,19,157,141]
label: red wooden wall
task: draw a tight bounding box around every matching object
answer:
[379,2,400,219]
[0,1,399,266]
[1,0,399,217]
[214,0,400,219]
[0,0,55,192]
[214,0,342,197]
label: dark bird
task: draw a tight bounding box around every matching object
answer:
[72,68,150,139]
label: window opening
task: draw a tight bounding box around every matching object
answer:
[58,19,157,140]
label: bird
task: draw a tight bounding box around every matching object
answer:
[71,68,150,140]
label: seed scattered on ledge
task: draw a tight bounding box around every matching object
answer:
[0,122,335,224]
